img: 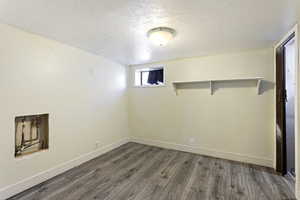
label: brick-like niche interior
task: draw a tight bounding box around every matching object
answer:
[15,114,49,157]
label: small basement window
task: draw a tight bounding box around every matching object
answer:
[135,67,164,87]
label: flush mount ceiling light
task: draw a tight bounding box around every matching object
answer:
[147,27,176,46]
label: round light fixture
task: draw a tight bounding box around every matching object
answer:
[147,27,176,46]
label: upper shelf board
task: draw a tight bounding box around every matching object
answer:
[172,77,264,95]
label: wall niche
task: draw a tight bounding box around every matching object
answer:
[15,114,49,157]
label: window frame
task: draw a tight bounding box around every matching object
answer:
[134,66,166,88]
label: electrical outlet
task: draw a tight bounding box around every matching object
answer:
[95,141,100,149]
[189,138,196,144]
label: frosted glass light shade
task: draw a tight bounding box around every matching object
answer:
[147,27,176,46]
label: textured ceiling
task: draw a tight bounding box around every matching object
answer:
[0,0,297,65]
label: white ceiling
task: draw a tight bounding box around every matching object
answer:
[0,0,297,65]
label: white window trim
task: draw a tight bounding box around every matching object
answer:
[133,84,166,88]
[133,66,166,88]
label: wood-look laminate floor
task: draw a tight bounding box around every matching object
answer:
[10,142,295,200]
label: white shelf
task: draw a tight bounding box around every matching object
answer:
[172,77,264,95]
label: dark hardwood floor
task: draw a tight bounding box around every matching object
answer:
[9,142,296,200]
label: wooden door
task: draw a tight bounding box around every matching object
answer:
[275,33,295,174]
[276,45,287,174]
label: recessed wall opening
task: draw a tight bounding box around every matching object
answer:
[134,67,164,87]
[15,114,49,157]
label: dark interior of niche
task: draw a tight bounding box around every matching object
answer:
[15,114,49,157]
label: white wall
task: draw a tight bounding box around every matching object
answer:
[0,23,129,198]
[129,49,275,167]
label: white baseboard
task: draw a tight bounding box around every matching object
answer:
[0,138,130,200]
[130,137,273,168]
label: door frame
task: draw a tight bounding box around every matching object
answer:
[275,32,295,175]
[274,24,298,195]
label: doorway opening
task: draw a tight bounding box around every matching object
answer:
[276,32,296,178]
